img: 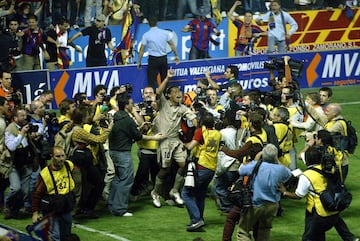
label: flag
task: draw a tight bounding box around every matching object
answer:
[26,212,55,241]
[57,47,72,69]
[109,5,139,65]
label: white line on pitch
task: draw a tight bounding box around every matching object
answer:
[74,224,131,241]
[340,101,360,105]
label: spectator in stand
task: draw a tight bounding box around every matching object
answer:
[68,14,115,67]
[228,1,266,56]
[294,0,316,10]
[256,0,298,54]
[21,15,58,71]
[181,9,220,60]
[0,70,22,120]
[16,2,43,31]
[319,87,332,111]
[44,17,82,70]
[6,18,23,72]
[84,0,103,27]
[137,17,180,90]
[177,0,211,20]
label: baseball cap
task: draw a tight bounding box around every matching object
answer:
[96,14,106,22]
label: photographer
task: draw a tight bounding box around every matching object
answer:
[4,107,36,219]
[131,87,159,200]
[0,70,22,120]
[58,99,76,129]
[183,77,219,107]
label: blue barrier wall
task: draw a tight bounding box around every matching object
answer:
[11,48,360,108]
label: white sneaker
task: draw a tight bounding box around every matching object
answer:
[169,189,184,205]
[122,212,133,217]
[151,190,161,208]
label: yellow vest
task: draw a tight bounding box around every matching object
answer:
[198,126,222,171]
[274,122,293,167]
[84,124,98,165]
[325,119,348,136]
[246,128,267,146]
[40,161,75,195]
[137,128,158,150]
[302,165,338,217]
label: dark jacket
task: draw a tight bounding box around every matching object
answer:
[109,110,142,151]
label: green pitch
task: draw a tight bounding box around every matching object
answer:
[2,85,360,241]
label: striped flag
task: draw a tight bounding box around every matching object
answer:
[26,212,55,241]
[109,6,139,65]
[57,47,72,69]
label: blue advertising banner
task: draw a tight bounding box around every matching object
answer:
[12,70,49,105]
[47,48,360,107]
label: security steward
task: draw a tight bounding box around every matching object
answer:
[32,146,75,241]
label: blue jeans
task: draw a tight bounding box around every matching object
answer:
[108,151,134,216]
[189,47,210,60]
[182,168,214,224]
[5,166,32,211]
[267,35,287,54]
[214,171,238,212]
[50,212,72,241]
[177,0,211,19]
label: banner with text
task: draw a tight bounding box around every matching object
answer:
[48,48,360,107]
[65,8,360,68]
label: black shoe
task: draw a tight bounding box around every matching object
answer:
[3,208,18,220]
[74,209,99,219]
[187,220,205,232]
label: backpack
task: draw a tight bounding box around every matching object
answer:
[309,167,352,212]
[54,125,77,158]
[228,161,262,210]
[331,119,358,154]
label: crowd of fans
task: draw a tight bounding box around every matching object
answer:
[0,0,357,71]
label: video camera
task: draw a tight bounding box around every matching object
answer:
[28,123,39,133]
[264,57,305,78]
[121,83,133,94]
[138,96,155,118]
[193,87,210,111]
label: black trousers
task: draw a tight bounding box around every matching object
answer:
[303,210,340,241]
[147,55,168,89]
[131,152,159,196]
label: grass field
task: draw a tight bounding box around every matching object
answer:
[2,85,360,241]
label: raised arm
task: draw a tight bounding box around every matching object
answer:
[227,1,242,22]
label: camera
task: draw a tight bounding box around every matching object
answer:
[138,97,155,121]
[28,123,39,133]
[44,111,58,126]
[260,90,282,107]
[9,92,21,105]
[121,83,133,94]
[264,57,305,78]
